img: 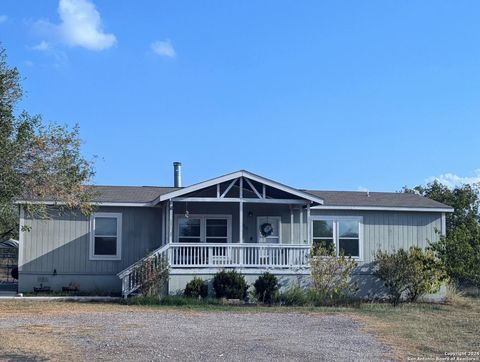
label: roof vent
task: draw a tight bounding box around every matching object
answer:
[173,162,182,187]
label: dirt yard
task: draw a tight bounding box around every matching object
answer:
[0,301,391,361]
[1,297,479,361]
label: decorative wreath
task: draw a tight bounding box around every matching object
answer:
[260,223,274,237]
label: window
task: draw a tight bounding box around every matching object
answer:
[312,219,334,254]
[178,218,201,243]
[175,215,231,243]
[90,213,122,260]
[311,217,362,259]
[206,218,228,243]
[257,216,281,243]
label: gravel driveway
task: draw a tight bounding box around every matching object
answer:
[0,308,391,361]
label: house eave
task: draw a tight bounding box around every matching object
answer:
[311,205,454,213]
[14,200,154,207]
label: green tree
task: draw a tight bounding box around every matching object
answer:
[374,247,447,306]
[403,181,480,286]
[0,46,95,240]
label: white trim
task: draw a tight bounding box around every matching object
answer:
[16,200,453,213]
[441,212,447,236]
[172,197,308,205]
[174,214,232,243]
[170,268,310,276]
[290,207,294,243]
[239,178,244,244]
[15,200,152,207]
[306,204,311,245]
[312,205,454,213]
[89,212,122,261]
[257,216,282,244]
[168,201,173,244]
[221,178,239,198]
[244,177,262,199]
[299,208,304,243]
[310,215,364,261]
[18,206,25,272]
[156,170,324,204]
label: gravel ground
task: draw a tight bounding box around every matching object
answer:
[0,309,391,361]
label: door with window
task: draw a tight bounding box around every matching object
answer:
[175,215,232,264]
[257,216,281,244]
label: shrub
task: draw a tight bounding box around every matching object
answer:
[431,226,480,287]
[184,277,208,299]
[253,272,279,304]
[138,256,170,297]
[279,284,308,306]
[212,270,248,300]
[374,246,447,306]
[309,246,358,303]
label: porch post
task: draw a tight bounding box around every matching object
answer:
[299,207,304,243]
[306,203,311,245]
[239,177,243,244]
[290,206,294,244]
[162,202,166,244]
[239,178,244,265]
[168,200,173,244]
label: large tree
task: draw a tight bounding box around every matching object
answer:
[0,46,95,240]
[404,181,480,286]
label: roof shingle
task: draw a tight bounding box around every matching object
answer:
[84,185,452,210]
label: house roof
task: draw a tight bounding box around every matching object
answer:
[87,185,179,204]
[71,185,452,211]
[305,190,453,211]
[16,170,454,212]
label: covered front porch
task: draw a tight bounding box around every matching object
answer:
[159,171,323,270]
[119,171,324,297]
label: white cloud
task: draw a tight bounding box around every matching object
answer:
[425,169,480,189]
[31,40,51,51]
[0,15,8,24]
[357,186,369,192]
[33,0,116,51]
[151,40,176,58]
[28,40,68,67]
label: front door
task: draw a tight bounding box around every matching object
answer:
[257,216,281,244]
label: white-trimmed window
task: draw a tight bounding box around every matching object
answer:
[311,216,363,259]
[175,214,232,243]
[90,212,122,260]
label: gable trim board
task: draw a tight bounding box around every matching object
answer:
[312,206,453,212]
[154,170,325,204]
[16,201,454,213]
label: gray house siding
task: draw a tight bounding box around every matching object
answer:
[18,203,444,296]
[309,209,442,264]
[18,206,162,293]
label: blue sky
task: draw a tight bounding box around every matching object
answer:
[1,0,479,191]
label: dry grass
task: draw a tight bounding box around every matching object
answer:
[351,297,480,360]
[0,300,135,317]
[0,324,83,361]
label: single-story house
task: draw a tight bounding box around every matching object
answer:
[16,163,453,299]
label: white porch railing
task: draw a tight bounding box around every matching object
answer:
[167,243,310,269]
[118,243,311,298]
[117,244,170,298]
